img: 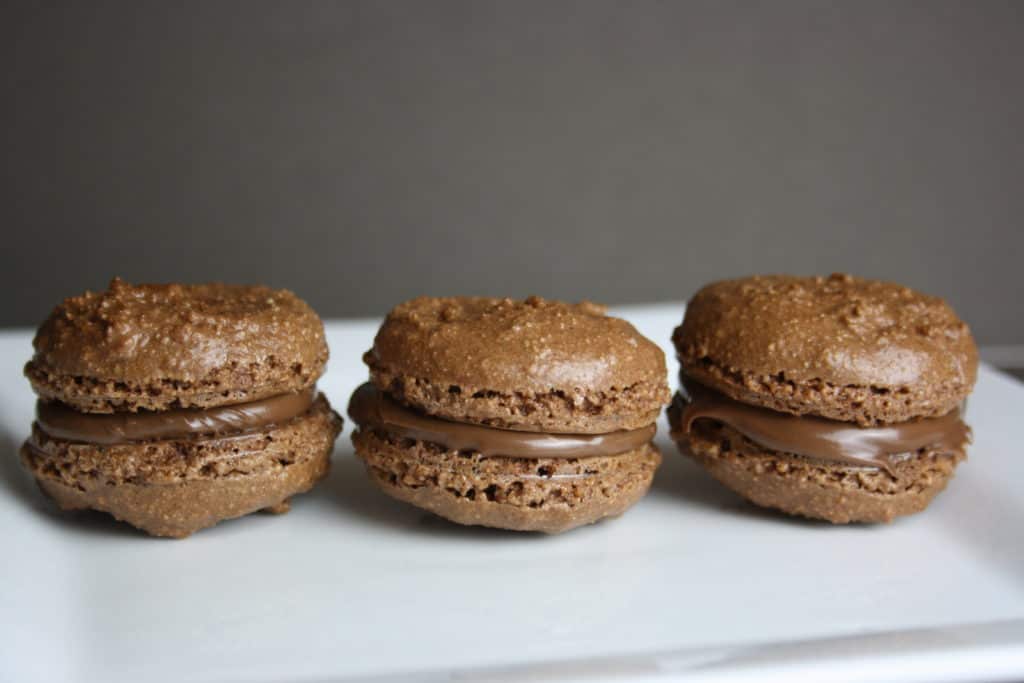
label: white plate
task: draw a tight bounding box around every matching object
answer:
[1,303,1022,683]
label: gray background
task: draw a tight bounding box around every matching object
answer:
[3,1,1022,343]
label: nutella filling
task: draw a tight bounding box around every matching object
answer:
[349,382,655,459]
[670,380,969,471]
[36,388,316,445]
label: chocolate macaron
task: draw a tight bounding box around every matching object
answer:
[349,296,669,533]
[669,274,977,523]
[21,278,342,537]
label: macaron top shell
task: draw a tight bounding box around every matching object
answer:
[365,296,669,433]
[26,278,328,413]
[674,274,978,425]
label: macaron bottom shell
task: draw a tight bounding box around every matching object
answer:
[674,416,964,524]
[352,427,661,534]
[21,397,342,538]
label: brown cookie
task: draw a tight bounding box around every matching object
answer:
[26,277,328,413]
[670,274,977,524]
[351,296,670,533]
[23,396,339,537]
[366,296,668,433]
[20,279,342,537]
[670,406,964,524]
[674,273,977,425]
[354,429,661,534]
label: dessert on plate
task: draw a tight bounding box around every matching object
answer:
[21,278,342,537]
[669,273,977,523]
[349,295,670,533]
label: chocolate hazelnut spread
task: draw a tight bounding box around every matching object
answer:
[36,389,316,445]
[349,383,655,459]
[670,380,970,470]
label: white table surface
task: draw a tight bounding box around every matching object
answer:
[1,303,1022,683]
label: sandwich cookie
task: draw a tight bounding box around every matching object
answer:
[669,274,977,523]
[349,296,670,533]
[21,278,342,537]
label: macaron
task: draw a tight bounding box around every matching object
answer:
[349,296,669,533]
[21,278,342,537]
[669,274,977,523]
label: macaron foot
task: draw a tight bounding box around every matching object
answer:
[262,500,292,514]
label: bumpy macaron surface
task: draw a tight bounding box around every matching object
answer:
[21,278,342,537]
[669,273,977,523]
[19,273,982,535]
[350,296,670,533]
